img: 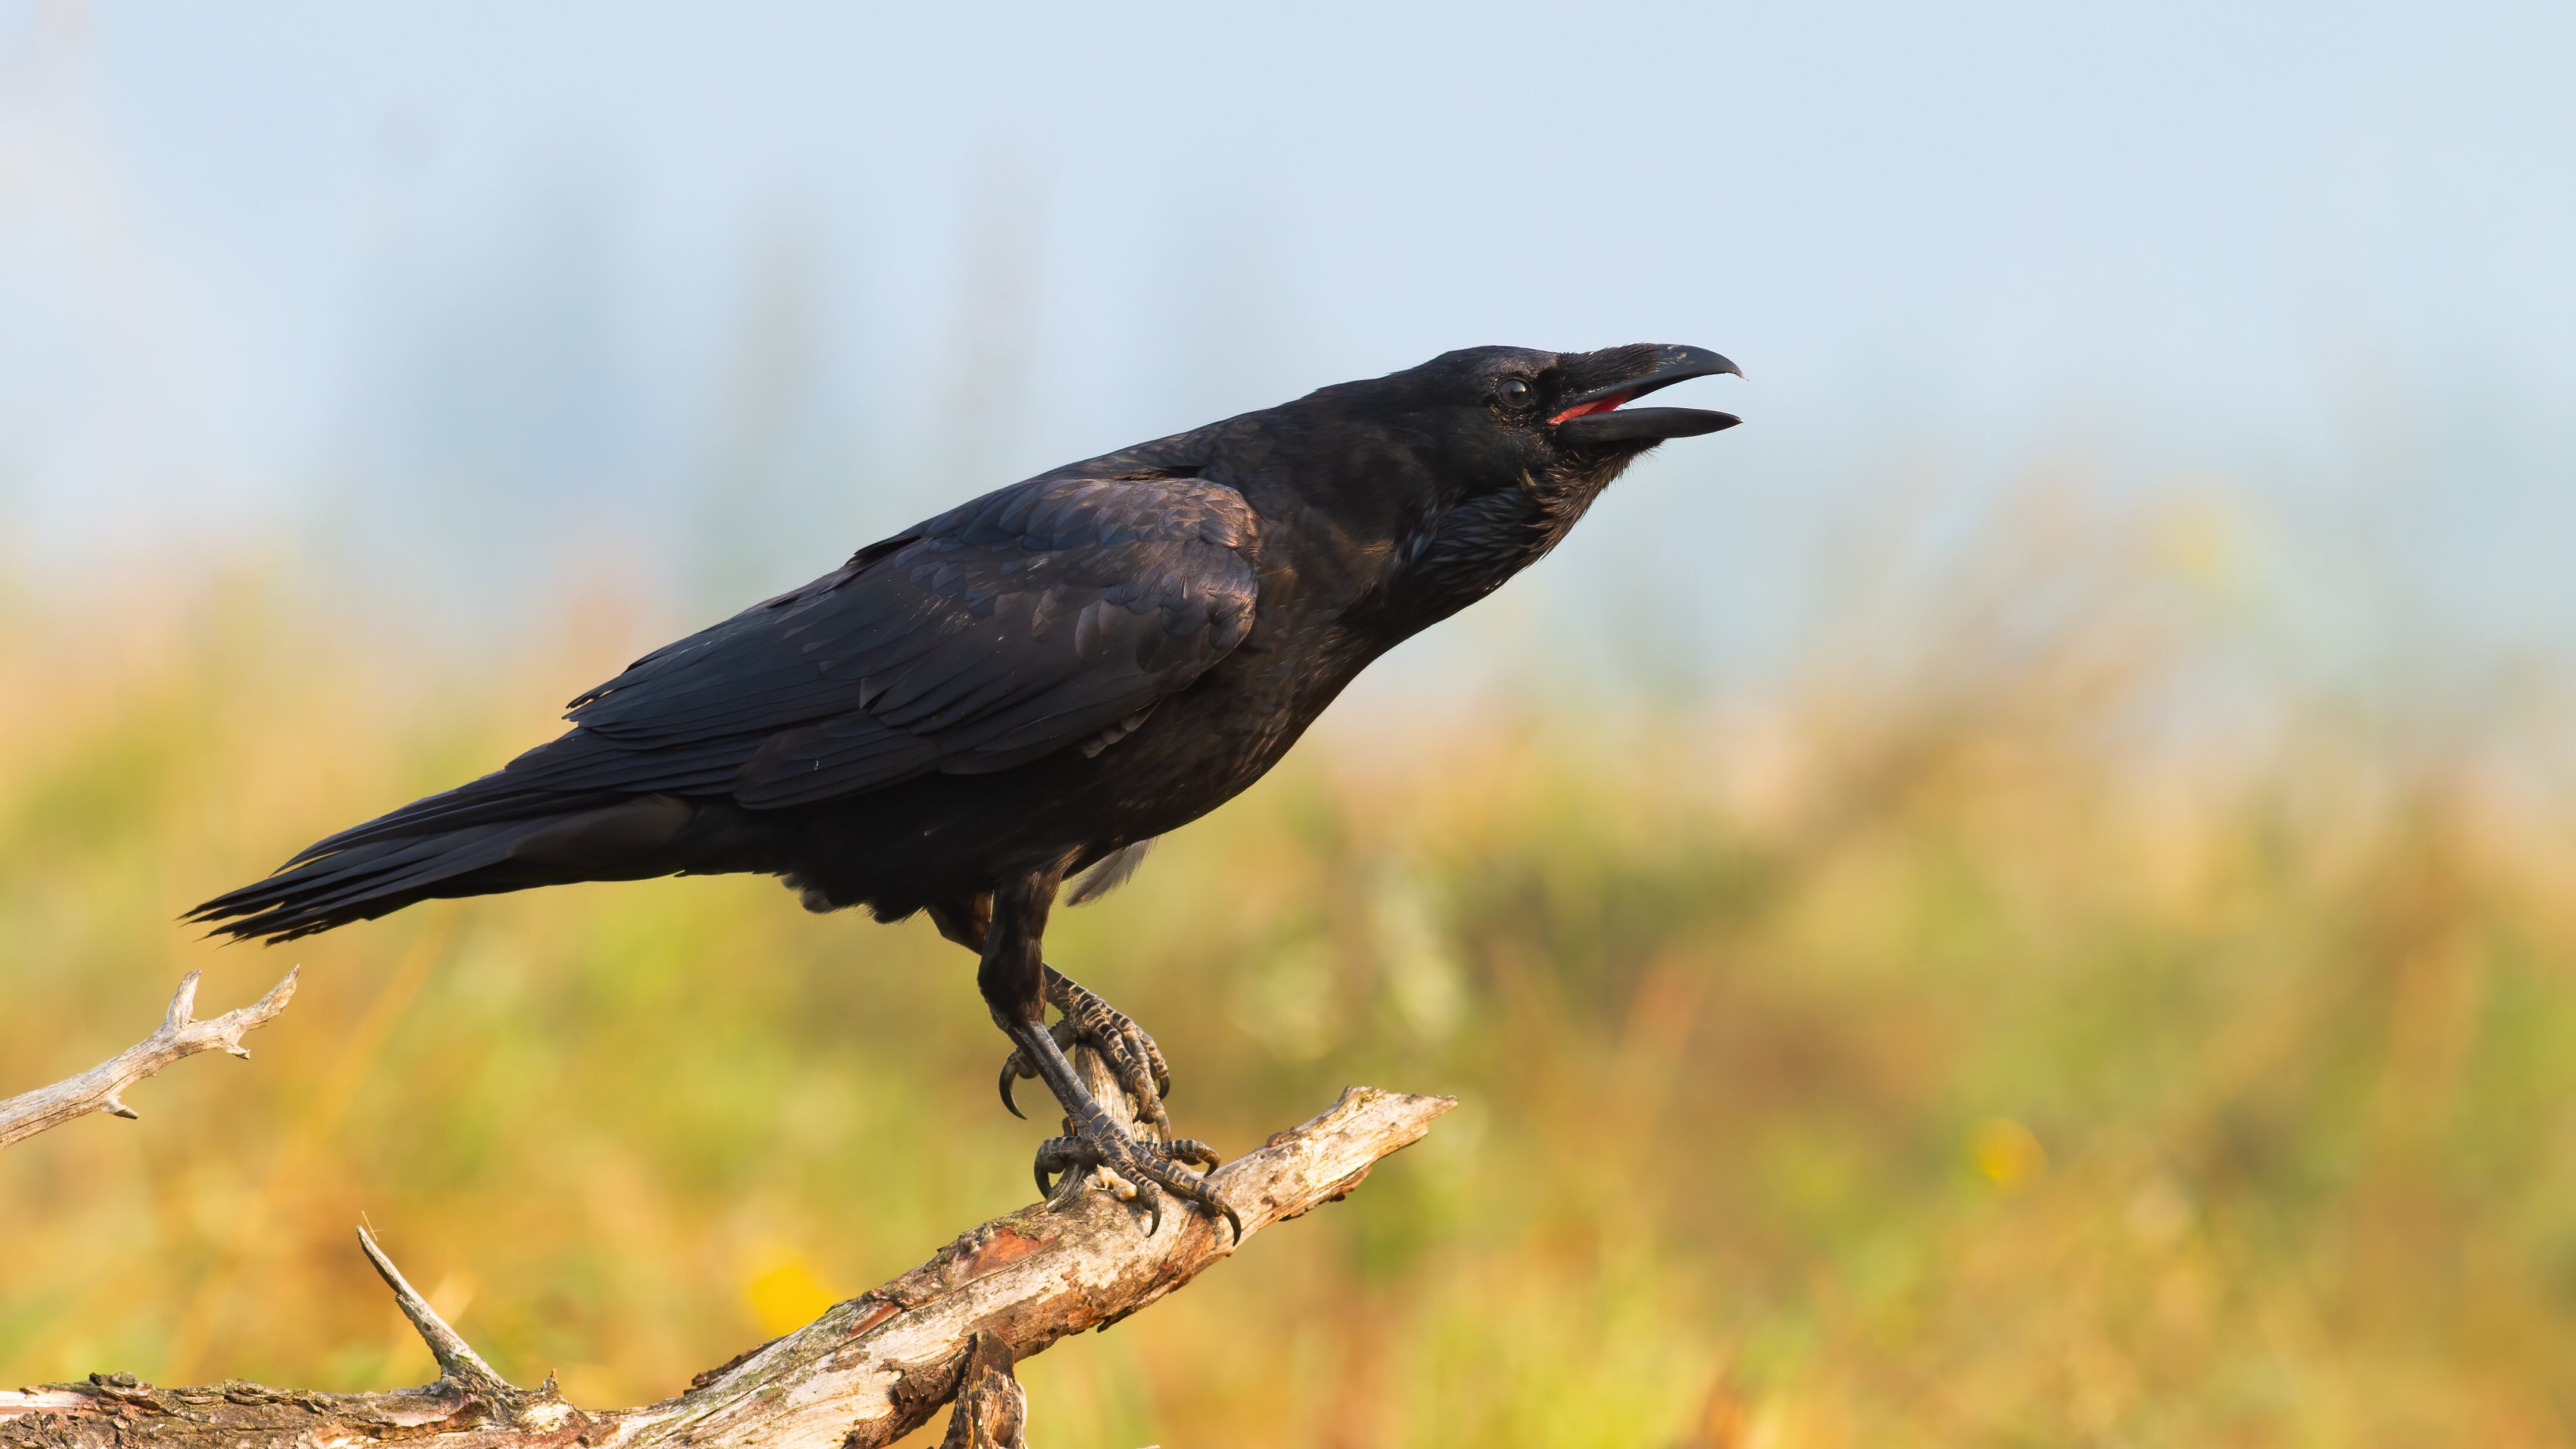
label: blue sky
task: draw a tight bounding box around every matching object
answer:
[2,0,2569,690]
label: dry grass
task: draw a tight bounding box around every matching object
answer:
[3,526,2573,1447]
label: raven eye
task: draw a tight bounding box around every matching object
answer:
[1497,377,1533,409]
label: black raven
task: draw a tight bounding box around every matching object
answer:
[190,343,1741,1237]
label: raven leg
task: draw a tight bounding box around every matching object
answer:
[927,895,1183,1132]
[964,874,1238,1241]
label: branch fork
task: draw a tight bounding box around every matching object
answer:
[0,968,299,1150]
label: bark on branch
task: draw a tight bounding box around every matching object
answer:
[1,1057,1454,1449]
[0,968,299,1150]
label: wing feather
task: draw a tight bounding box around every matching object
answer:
[340,474,1259,831]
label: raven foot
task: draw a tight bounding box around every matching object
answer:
[1035,1122,1234,1242]
[999,966,1172,1132]
[992,974,1237,1244]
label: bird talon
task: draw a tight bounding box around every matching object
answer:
[1025,1114,1235,1243]
[1038,1132,1123,1197]
[994,1057,1025,1124]
[1004,968,1237,1239]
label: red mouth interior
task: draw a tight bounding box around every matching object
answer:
[1548,389,1636,425]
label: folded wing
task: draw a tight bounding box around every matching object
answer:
[274,471,1262,863]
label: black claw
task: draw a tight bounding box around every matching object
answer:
[1034,1135,1082,1195]
[1025,1119,1241,1243]
[999,1061,1026,1120]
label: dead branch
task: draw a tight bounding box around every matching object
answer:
[938,1334,1028,1449]
[0,1047,1454,1449]
[0,968,299,1150]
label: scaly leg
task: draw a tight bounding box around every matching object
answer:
[928,899,1177,1128]
[965,874,1238,1241]
[998,966,1174,1133]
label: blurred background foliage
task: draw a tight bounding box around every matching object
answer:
[6,4,2576,1444]
[4,490,2572,1447]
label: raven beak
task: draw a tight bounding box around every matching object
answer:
[1551,343,1742,445]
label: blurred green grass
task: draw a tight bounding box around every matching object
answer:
[3,535,2574,1448]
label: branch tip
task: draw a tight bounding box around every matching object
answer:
[161,970,205,1034]
[356,1222,512,1394]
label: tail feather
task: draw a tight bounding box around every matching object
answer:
[192,788,707,944]
[190,820,555,943]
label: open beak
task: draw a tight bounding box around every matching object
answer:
[1551,343,1742,446]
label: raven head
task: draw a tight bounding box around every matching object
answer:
[1351,342,1741,630]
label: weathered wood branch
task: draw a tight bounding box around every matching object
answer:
[937,1333,1028,1449]
[0,968,299,1150]
[0,1060,1454,1449]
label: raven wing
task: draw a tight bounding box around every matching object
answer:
[293,472,1260,858]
